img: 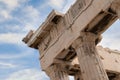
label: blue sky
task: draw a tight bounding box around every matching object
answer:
[0,0,120,80]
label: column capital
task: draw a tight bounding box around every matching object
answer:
[45,64,69,80]
[72,32,98,49]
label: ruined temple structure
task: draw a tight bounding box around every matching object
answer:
[23,0,120,80]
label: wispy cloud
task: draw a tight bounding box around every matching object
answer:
[49,0,65,9]
[0,0,26,10]
[19,5,40,25]
[0,0,41,45]
[0,9,11,22]
[0,62,17,69]
[6,69,49,80]
[0,10,12,21]
[0,33,24,45]
[0,0,28,22]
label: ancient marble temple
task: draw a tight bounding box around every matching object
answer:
[23,0,120,80]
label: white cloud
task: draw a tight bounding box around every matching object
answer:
[8,5,41,33]
[6,69,49,80]
[0,0,28,22]
[22,6,40,21]
[0,10,11,22]
[0,0,27,10]
[0,4,40,45]
[0,5,40,33]
[49,0,64,9]
[0,33,24,45]
[19,6,40,31]
[23,23,36,32]
[0,0,18,9]
[0,10,11,19]
[43,0,67,10]
[0,62,17,69]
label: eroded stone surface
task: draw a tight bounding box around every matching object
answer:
[23,0,120,80]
